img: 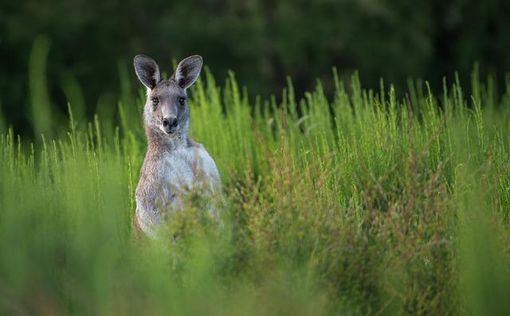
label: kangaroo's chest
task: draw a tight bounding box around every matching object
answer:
[160,147,218,192]
[135,143,220,237]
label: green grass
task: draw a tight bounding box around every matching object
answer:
[1,59,510,315]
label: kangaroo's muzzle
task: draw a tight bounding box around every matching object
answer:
[162,116,178,134]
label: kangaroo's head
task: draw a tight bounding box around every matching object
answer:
[133,55,203,137]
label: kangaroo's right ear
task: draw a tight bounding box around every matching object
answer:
[133,55,161,89]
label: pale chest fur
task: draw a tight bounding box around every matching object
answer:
[135,142,220,237]
[160,145,220,192]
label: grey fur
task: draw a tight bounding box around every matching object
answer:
[134,55,161,89]
[134,55,221,237]
[173,55,203,89]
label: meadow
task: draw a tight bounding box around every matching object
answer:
[1,54,510,314]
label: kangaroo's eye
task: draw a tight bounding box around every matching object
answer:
[179,97,186,106]
[151,97,159,105]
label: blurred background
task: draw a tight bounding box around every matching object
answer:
[1,0,510,133]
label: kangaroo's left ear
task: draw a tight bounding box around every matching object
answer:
[172,55,203,90]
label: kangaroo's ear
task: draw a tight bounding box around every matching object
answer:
[133,55,161,89]
[172,55,203,90]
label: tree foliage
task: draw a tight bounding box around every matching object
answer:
[1,0,510,129]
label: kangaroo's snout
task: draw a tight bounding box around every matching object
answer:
[162,116,178,134]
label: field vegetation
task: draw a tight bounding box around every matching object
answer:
[1,53,510,315]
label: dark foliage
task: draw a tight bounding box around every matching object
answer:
[1,0,510,130]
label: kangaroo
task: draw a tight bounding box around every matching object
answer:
[133,54,221,237]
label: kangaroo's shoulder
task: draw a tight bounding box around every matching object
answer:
[186,138,213,161]
[136,148,172,200]
[186,137,203,149]
[186,138,213,163]
[185,137,219,173]
[138,148,165,179]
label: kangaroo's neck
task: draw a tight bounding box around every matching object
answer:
[145,126,188,153]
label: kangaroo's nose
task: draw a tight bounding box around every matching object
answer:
[162,116,178,133]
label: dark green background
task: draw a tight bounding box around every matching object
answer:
[1,0,510,130]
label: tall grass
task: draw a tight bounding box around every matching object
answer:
[1,55,510,315]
